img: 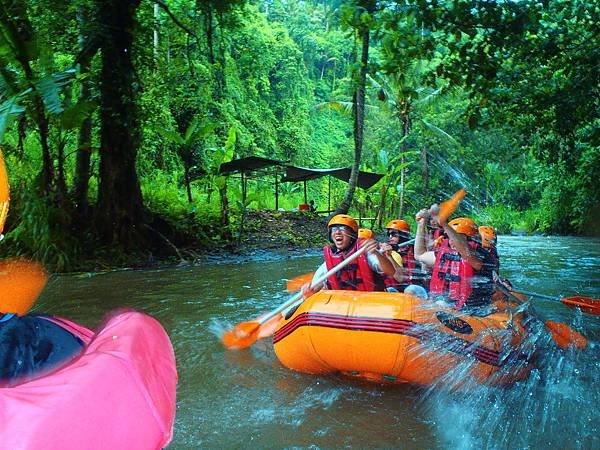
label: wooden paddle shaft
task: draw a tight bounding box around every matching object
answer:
[395,239,415,249]
[260,243,371,325]
[514,289,558,302]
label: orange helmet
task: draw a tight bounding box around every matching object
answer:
[328,214,359,233]
[386,219,410,233]
[358,228,374,239]
[479,225,497,248]
[328,214,358,243]
[448,217,478,237]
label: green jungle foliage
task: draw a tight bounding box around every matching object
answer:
[0,0,597,270]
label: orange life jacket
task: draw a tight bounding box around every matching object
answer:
[323,240,379,291]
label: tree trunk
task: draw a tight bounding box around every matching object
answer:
[397,112,411,218]
[95,0,144,248]
[17,115,26,158]
[376,181,390,228]
[0,4,53,193]
[153,2,159,63]
[336,25,370,214]
[56,88,72,205]
[219,185,231,239]
[74,76,93,219]
[204,5,215,65]
[74,5,94,222]
[421,145,429,198]
[35,98,54,195]
[184,163,193,203]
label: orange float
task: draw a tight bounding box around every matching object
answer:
[273,290,534,386]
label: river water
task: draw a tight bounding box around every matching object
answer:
[37,236,599,449]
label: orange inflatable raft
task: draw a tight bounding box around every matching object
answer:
[273,290,534,386]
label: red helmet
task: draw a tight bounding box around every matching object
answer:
[448,217,478,237]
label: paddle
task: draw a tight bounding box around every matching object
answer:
[0,148,10,236]
[512,288,599,316]
[437,188,466,224]
[494,274,587,350]
[286,239,416,292]
[222,242,371,350]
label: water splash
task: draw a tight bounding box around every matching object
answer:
[409,305,598,449]
[208,318,229,341]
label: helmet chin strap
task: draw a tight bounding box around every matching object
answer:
[330,230,357,252]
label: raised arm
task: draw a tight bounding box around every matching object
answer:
[414,209,436,267]
[437,216,483,271]
[362,238,396,278]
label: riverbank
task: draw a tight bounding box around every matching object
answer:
[194,210,329,265]
[71,210,330,272]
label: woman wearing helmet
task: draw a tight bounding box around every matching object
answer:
[414,209,491,310]
[379,219,414,291]
[302,214,395,296]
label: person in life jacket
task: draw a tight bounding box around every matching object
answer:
[302,214,396,296]
[478,225,501,302]
[478,225,499,272]
[414,211,491,310]
[426,203,445,250]
[358,228,375,239]
[378,219,415,292]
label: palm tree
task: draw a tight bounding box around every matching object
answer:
[368,64,456,217]
[335,0,378,215]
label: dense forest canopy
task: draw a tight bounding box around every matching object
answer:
[0,0,597,270]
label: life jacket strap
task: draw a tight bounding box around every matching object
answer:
[437,272,461,283]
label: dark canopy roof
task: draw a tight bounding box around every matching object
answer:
[218,156,383,189]
[218,156,285,174]
[281,166,383,190]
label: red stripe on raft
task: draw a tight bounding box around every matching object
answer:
[273,312,508,367]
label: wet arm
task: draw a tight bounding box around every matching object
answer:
[301,263,327,298]
[414,210,436,267]
[441,223,483,271]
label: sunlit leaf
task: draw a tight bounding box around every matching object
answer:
[0,93,28,143]
[157,128,185,145]
[421,119,459,146]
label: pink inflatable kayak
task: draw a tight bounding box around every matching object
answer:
[0,310,178,450]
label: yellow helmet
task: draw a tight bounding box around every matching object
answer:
[327,214,359,234]
[448,217,478,237]
[385,219,410,233]
[358,228,374,239]
[479,225,497,248]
